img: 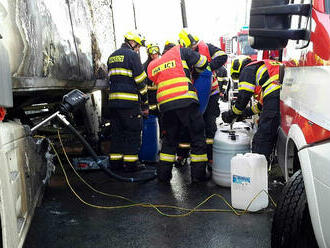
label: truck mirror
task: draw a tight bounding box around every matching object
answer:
[249,0,311,50]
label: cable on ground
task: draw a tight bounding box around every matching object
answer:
[34,131,277,218]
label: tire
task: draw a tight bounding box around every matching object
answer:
[271,170,319,248]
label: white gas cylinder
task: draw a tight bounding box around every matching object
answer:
[212,123,252,187]
[231,153,268,212]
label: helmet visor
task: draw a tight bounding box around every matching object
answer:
[148,46,160,55]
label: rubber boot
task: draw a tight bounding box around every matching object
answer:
[157,164,173,182]
[191,163,210,183]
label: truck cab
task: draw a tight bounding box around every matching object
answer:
[249,0,330,247]
[220,26,258,60]
[236,26,258,60]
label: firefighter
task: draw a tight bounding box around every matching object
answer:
[164,41,190,168]
[178,29,228,169]
[143,43,161,116]
[147,41,209,183]
[221,56,283,162]
[106,31,149,172]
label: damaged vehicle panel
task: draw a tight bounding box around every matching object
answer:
[0,0,117,247]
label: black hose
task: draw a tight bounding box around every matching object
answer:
[65,122,157,183]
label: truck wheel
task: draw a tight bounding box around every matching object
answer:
[271,170,318,248]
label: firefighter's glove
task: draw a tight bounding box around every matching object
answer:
[236,112,246,122]
[221,110,237,124]
[236,108,253,122]
[236,115,245,122]
[141,104,149,118]
[142,108,149,118]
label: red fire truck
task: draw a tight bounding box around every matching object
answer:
[249,0,330,247]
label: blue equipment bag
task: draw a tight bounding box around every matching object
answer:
[193,69,212,113]
[139,115,159,162]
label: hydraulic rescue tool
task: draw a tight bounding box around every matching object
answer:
[31,89,157,182]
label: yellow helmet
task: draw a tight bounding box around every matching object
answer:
[230,56,252,80]
[124,31,146,46]
[146,43,160,55]
[178,29,199,48]
[162,40,177,54]
[179,39,186,47]
[164,40,177,47]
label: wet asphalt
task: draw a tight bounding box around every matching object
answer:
[23,163,284,248]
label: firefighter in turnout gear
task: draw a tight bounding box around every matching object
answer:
[163,41,191,168]
[179,29,228,168]
[147,41,209,183]
[222,56,283,162]
[143,43,161,116]
[106,31,148,172]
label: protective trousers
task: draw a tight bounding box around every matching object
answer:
[252,96,280,162]
[203,94,220,161]
[176,128,191,160]
[108,107,142,169]
[158,103,207,181]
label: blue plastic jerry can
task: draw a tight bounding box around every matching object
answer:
[193,69,212,114]
[138,115,160,162]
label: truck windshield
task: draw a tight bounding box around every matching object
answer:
[238,34,257,55]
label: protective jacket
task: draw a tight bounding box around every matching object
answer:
[107,43,148,109]
[195,41,227,95]
[147,45,208,112]
[231,59,282,116]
